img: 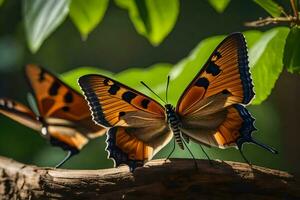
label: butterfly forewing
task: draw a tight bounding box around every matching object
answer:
[177,33,254,116]
[0,98,41,131]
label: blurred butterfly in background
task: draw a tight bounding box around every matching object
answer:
[0,65,106,168]
[78,33,278,171]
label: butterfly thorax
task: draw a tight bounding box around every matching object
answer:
[165,104,184,150]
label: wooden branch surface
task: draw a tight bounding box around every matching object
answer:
[0,156,299,200]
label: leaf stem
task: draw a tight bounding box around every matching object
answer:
[290,0,299,20]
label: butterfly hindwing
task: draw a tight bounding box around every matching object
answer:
[79,75,172,169]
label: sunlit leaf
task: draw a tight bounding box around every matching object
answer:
[253,0,282,17]
[207,0,231,13]
[69,0,109,39]
[23,0,71,53]
[284,26,300,73]
[115,0,179,46]
[62,66,113,92]
[116,63,172,101]
[249,27,289,104]
[243,30,263,48]
[0,0,5,6]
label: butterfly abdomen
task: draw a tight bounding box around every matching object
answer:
[165,104,184,150]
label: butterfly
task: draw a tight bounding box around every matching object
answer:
[78,33,277,171]
[0,64,106,167]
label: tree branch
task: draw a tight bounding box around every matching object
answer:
[0,156,299,199]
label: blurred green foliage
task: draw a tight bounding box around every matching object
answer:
[115,0,179,46]
[23,0,71,53]
[253,0,283,17]
[284,26,300,73]
[69,0,109,39]
[207,0,231,13]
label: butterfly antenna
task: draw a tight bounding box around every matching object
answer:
[140,81,166,104]
[55,150,73,168]
[165,75,170,103]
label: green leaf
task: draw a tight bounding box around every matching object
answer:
[284,26,300,73]
[243,30,263,48]
[249,27,289,104]
[115,0,179,46]
[62,66,113,92]
[207,0,231,13]
[23,0,71,53]
[253,0,282,17]
[69,0,109,39]
[0,0,5,6]
[116,63,172,101]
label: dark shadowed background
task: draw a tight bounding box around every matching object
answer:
[0,0,299,175]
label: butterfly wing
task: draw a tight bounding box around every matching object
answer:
[25,64,106,150]
[79,75,172,169]
[177,33,276,153]
[0,98,41,131]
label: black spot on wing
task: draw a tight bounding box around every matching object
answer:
[64,91,73,103]
[195,77,209,89]
[119,111,125,117]
[38,68,46,82]
[49,81,61,96]
[141,99,150,109]
[103,78,109,86]
[222,89,230,94]
[215,51,222,59]
[62,106,70,112]
[206,62,221,76]
[108,84,120,95]
[122,91,137,104]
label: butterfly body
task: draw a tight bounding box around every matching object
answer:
[79,33,278,171]
[165,104,184,150]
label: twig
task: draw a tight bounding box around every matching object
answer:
[0,156,299,199]
[246,0,300,27]
[245,16,299,27]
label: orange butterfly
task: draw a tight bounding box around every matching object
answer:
[0,65,106,167]
[78,33,277,170]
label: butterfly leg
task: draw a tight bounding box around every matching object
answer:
[165,139,176,162]
[199,144,212,165]
[55,149,77,168]
[238,148,252,166]
[182,139,198,170]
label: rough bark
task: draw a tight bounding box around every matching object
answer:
[0,156,298,200]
